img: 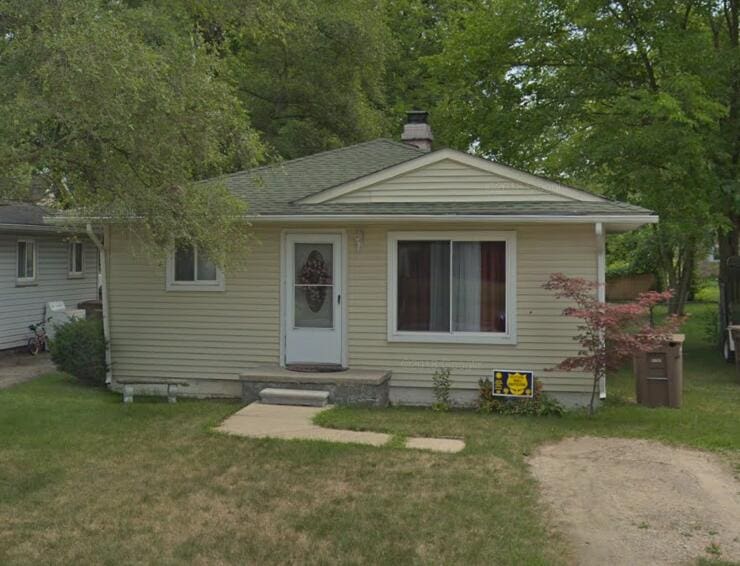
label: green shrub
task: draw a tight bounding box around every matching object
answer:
[50,318,107,385]
[478,377,564,417]
[432,367,451,412]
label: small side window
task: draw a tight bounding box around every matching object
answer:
[69,242,84,277]
[166,242,224,291]
[16,239,37,284]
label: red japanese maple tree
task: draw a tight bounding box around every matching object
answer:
[543,273,684,415]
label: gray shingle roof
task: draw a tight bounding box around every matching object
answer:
[217,138,424,211]
[0,203,47,225]
[214,138,653,218]
[268,200,652,216]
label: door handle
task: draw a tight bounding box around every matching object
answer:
[337,294,341,305]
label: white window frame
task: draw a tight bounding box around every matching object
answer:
[165,244,225,292]
[16,238,38,285]
[387,231,517,345]
[68,241,84,278]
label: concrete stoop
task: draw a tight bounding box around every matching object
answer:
[240,365,391,407]
[259,387,330,407]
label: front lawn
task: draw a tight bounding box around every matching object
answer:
[0,303,737,565]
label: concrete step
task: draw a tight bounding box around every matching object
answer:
[259,387,330,407]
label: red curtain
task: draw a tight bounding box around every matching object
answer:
[480,242,506,332]
[397,242,431,331]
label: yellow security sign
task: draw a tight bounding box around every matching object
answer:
[493,370,534,398]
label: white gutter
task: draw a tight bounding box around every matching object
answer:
[595,222,607,399]
[86,223,113,385]
[246,214,660,225]
[46,213,658,226]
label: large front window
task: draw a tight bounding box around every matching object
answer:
[389,232,515,343]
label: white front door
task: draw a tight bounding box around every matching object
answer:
[284,233,343,366]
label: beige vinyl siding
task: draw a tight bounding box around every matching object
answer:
[0,233,98,349]
[107,222,595,397]
[332,159,572,203]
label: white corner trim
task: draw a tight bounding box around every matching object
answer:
[300,148,606,205]
[87,223,113,385]
[165,248,225,292]
[386,230,518,345]
[596,222,607,399]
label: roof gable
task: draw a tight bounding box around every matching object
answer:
[217,139,424,209]
[299,149,605,204]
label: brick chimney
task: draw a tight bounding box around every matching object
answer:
[401,110,433,152]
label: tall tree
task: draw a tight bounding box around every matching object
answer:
[383,0,474,135]
[708,0,740,305]
[430,0,737,313]
[0,0,263,265]
[189,0,393,160]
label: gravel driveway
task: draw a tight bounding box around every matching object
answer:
[529,436,740,565]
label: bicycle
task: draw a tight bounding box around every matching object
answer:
[27,319,50,355]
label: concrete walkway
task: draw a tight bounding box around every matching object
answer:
[217,403,465,453]
[0,352,55,390]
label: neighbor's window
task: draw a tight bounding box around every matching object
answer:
[16,239,37,283]
[69,242,84,277]
[390,232,515,343]
[166,242,223,291]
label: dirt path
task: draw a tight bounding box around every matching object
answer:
[529,437,740,565]
[0,352,55,390]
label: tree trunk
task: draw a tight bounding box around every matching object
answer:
[718,217,740,342]
[589,367,600,416]
[665,238,697,315]
[715,0,740,320]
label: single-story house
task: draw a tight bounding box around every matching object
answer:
[96,113,657,407]
[0,202,98,350]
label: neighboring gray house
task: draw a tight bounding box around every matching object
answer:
[0,203,98,350]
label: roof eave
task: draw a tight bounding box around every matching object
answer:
[246,213,658,227]
[46,213,658,231]
[0,222,63,233]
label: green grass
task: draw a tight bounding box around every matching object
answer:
[0,303,738,565]
[320,303,739,455]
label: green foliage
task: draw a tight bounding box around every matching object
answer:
[431,367,451,412]
[204,0,392,160]
[478,378,564,417]
[697,306,721,346]
[606,229,665,282]
[606,260,639,281]
[695,282,720,303]
[0,0,263,267]
[50,319,106,385]
[428,0,737,313]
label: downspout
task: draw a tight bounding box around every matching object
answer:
[595,222,607,399]
[86,223,113,385]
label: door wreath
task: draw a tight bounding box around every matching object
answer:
[299,249,331,312]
